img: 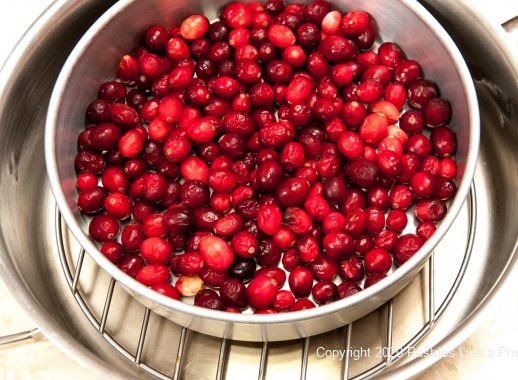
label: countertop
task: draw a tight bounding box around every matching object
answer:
[1,1,517,379]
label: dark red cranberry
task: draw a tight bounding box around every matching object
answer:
[430,126,457,158]
[407,79,438,108]
[312,280,337,305]
[256,240,282,267]
[194,289,224,310]
[220,278,248,308]
[229,258,256,283]
[77,187,107,214]
[118,254,144,278]
[337,281,362,298]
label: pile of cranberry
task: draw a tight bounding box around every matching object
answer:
[75,0,458,313]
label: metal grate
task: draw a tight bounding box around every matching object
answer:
[55,184,477,380]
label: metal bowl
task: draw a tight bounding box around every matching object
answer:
[44,0,479,342]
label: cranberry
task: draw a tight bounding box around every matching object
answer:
[337,281,362,299]
[430,126,457,158]
[393,234,424,266]
[163,205,194,234]
[180,14,209,40]
[288,266,313,298]
[320,35,357,63]
[198,235,233,271]
[365,247,392,274]
[117,55,140,82]
[104,193,132,219]
[89,214,119,242]
[321,11,341,35]
[339,256,365,282]
[274,178,309,207]
[341,11,369,37]
[347,158,379,188]
[179,180,209,209]
[246,275,278,309]
[77,187,107,214]
[140,237,172,264]
[118,254,144,278]
[267,24,296,48]
[176,275,204,296]
[312,280,337,305]
[220,279,247,308]
[394,60,421,85]
[386,209,408,232]
[255,160,284,191]
[415,199,447,222]
[256,240,282,267]
[291,298,316,311]
[151,283,181,300]
[136,264,170,286]
[180,157,209,182]
[193,289,223,310]
[407,79,438,108]
[272,290,296,311]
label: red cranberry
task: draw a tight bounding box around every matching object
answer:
[140,237,172,265]
[312,280,337,305]
[77,187,107,214]
[430,126,457,158]
[199,235,234,271]
[100,242,124,264]
[180,14,209,40]
[117,55,140,82]
[246,275,278,309]
[118,254,144,278]
[291,298,316,311]
[272,290,296,311]
[341,10,369,37]
[89,214,119,242]
[339,256,365,282]
[386,209,408,232]
[364,274,386,288]
[104,193,132,219]
[256,240,282,267]
[416,222,436,241]
[288,266,313,298]
[415,199,447,222]
[347,158,379,188]
[337,281,362,299]
[394,59,421,85]
[194,289,224,310]
[407,79,438,108]
[136,264,170,286]
[393,234,424,266]
[365,248,392,274]
[320,35,357,63]
[410,171,436,199]
[151,283,181,300]
[199,267,228,288]
[267,24,296,48]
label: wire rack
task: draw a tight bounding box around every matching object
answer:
[55,184,476,380]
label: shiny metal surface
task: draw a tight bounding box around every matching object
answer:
[0,0,516,379]
[44,0,479,342]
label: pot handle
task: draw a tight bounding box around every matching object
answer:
[0,328,40,345]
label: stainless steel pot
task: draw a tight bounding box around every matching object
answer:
[0,0,516,378]
[44,0,479,342]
